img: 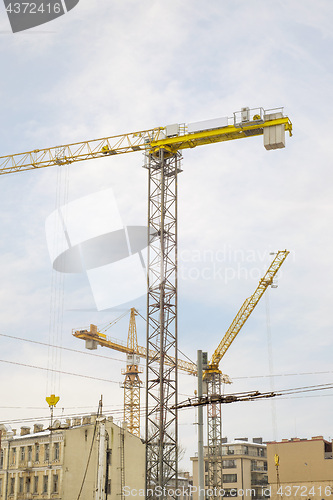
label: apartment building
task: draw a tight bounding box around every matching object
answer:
[267,436,333,500]
[0,414,144,500]
[191,438,268,500]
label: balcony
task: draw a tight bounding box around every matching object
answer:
[251,479,268,486]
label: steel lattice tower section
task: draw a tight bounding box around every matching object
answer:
[122,308,143,438]
[145,147,181,498]
[206,373,223,496]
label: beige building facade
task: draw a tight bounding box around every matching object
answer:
[0,414,145,500]
[191,438,268,500]
[267,436,333,500]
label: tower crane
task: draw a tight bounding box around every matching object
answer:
[73,320,197,374]
[73,309,197,438]
[203,250,289,493]
[121,308,143,438]
[0,107,292,498]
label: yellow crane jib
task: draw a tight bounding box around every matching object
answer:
[73,325,198,376]
[0,107,292,175]
[205,250,289,376]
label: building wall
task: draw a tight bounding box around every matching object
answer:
[61,421,97,499]
[0,425,64,500]
[267,436,333,500]
[0,415,145,500]
[191,439,268,500]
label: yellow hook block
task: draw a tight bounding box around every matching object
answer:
[46,394,60,407]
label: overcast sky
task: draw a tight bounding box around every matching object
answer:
[1,0,333,471]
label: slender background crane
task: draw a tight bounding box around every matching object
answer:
[73,308,197,438]
[83,309,144,438]
[203,250,289,492]
[74,250,288,494]
[0,106,292,498]
[121,308,143,438]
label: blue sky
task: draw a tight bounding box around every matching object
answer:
[1,0,333,470]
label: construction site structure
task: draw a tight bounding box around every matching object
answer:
[121,308,143,438]
[203,250,289,494]
[74,309,198,438]
[0,107,292,499]
[74,323,197,374]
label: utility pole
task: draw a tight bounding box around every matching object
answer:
[96,397,106,500]
[197,351,205,500]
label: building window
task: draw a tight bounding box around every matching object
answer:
[35,444,40,462]
[53,443,60,461]
[107,449,112,466]
[224,489,238,497]
[11,448,16,465]
[204,460,209,472]
[0,478,2,496]
[223,459,236,468]
[10,477,15,495]
[26,477,31,494]
[19,477,24,493]
[27,446,32,462]
[52,475,58,494]
[223,474,237,483]
[43,475,48,494]
[20,447,25,462]
[34,476,39,494]
[44,444,50,462]
[0,449,4,468]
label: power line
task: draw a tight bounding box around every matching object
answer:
[0,332,195,376]
[0,332,125,363]
[76,398,102,500]
[0,358,120,384]
[0,404,158,426]
[233,370,333,380]
[174,382,333,409]
[4,332,333,381]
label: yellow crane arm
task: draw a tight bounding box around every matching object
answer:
[0,127,163,175]
[73,327,198,376]
[208,250,289,371]
[0,107,292,175]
